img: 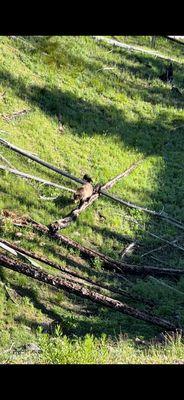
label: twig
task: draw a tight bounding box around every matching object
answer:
[140,236,182,258]
[58,113,64,132]
[150,256,172,266]
[0,281,17,304]
[0,165,75,193]
[39,195,60,201]
[0,342,15,354]
[96,67,116,72]
[0,253,179,331]
[170,124,184,132]
[0,91,6,99]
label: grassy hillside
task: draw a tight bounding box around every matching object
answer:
[0,36,184,364]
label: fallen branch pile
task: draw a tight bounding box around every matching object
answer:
[0,252,178,331]
[3,213,184,279]
[0,238,155,306]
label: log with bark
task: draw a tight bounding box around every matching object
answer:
[49,160,144,231]
[0,252,179,332]
[6,215,184,279]
[48,186,101,231]
[0,238,155,306]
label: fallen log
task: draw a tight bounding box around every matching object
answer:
[0,238,155,306]
[0,138,83,185]
[49,160,144,231]
[165,36,184,46]
[49,189,100,231]
[10,216,184,279]
[92,36,181,64]
[0,253,178,331]
[103,191,184,231]
[0,164,75,193]
[1,138,183,231]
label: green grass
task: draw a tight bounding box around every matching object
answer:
[0,35,184,364]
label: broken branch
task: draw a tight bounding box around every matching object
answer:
[102,159,144,191]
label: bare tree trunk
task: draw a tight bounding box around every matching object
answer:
[0,253,178,331]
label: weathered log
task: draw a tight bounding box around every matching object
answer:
[0,253,178,331]
[103,191,184,231]
[49,190,100,231]
[92,36,178,63]
[49,160,143,231]
[165,36,184,46]
[0,238,154,306]
[0,138,83,185]
[0,165,75,193]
